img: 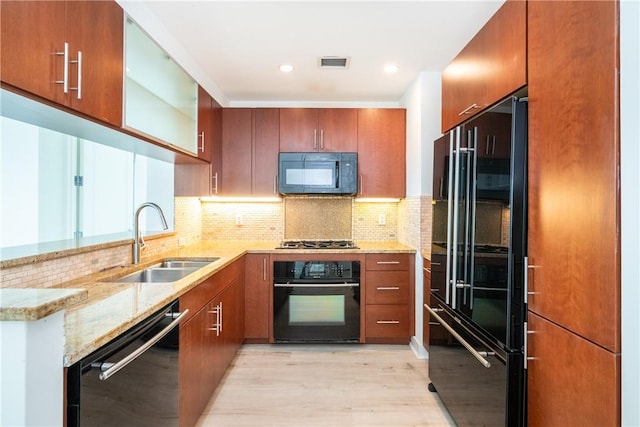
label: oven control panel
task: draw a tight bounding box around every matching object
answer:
[273,261,360,282]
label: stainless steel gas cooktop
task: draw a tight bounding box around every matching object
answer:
[275,240,359,250]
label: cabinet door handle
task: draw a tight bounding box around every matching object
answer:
[423,267,431,273]
[376,261,400,265]
[492,136,496,155]
[376,286,400,291]
[273,175,278,195]
[263,257,267,282]
[359,175,363,195]
[486,135,490,155]
[376,320,400,324]
[55,42,69,93]
[212,172,218,194]
[313,128,317,150]
[69,50,82,99]
[198,131,205,152]
[458,103,481,116]
[320,129,324,150]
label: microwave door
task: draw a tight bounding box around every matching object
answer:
[303,160,338,189]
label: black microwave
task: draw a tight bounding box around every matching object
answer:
[278,152,358,195]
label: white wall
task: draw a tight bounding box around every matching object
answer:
[620,1,640,425]
[400,72,441,356]
[402,72,441,197]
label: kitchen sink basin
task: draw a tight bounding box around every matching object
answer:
[116,267,199,283]
[109,257,219,283]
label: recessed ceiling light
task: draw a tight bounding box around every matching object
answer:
[384,64,399,73]
[279,64,294,73]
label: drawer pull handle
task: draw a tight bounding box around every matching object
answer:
[376,286,400,291]
[423,267,432,273]
[376,261,400,265]
[376,320,400,324]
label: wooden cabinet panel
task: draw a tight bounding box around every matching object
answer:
[197,86,214,163]
[219,108,279,196]
[65,1,123,125]
[1,1,123,126]
[279,108,318,152]
[365,271,409,305]
[441,0,526,132]
[178,259,244,426]
[365,253,411,271]
[252,109,280,196]
[244,254,271,342]
[365,305,410,340]
[317,108,357,152]
[527,312,620,427]
[357,109,406,198]
[279,108,357,152]
[527,0,620,352]
[1,1,67,104]
[222,108,253,195]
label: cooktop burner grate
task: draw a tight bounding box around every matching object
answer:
[276,240,359,249]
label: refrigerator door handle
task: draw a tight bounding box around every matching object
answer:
[451,126,462,309]
[424,304,492,368]
[445,130,456,305]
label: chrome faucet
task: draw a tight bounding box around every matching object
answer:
[133,202,169,264]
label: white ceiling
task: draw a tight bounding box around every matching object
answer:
[119,1,504,107]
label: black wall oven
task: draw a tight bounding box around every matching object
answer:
[273,260,360,343]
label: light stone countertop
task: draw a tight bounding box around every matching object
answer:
[1,240,415,366]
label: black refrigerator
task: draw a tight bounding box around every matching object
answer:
[426,96,527,426]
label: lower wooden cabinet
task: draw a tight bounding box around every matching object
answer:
[527,312,620,427]
[364,253,414,343]
[178,258,245,427]
[244,254,271,342]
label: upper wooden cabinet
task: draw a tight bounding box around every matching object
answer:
[220,108,279,196]
[441,0,526,132]
[0,0,124,126]
[357,109,406,198]
[279,108,357,152]
[526,1,620,425]
[527,0,620,354]
[197,86,215,163]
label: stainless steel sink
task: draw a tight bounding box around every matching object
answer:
[109,257,219,283]
[116,267,199,283]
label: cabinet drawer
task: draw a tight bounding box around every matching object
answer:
[365,271,409,304]
[365,305,410,338]
[365,253,410,271]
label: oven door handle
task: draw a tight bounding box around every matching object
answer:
[274,282,359,288]
[97,309,189,381]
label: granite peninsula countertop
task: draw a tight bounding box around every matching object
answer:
[1,240,415,366]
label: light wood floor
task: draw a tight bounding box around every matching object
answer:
[196,344,456,426]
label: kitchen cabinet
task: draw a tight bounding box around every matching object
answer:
[279,108,357,152]
[441,0,526,132]
[197,86,216,163]
[527,312,620,427]
[174,88,222,197]
[526,1,620,425]
[364,253,414,343]
[357,109,406,198]
[220,108,280,196]
[0,0,123,126]
[179,258,245,427]
[244,254,271,342]
[124,18,198,154]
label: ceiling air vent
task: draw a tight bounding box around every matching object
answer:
[319,56,350,69]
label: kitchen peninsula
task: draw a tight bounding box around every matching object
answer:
[0,239,415,426]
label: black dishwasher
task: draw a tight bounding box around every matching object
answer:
[66,301,188,427]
